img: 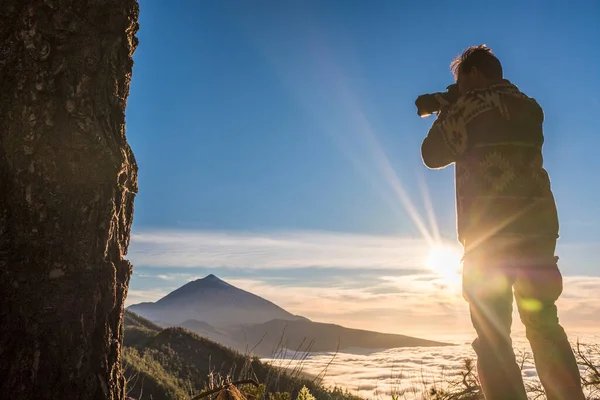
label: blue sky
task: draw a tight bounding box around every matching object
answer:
[125,0,600,336]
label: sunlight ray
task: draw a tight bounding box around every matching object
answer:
[363,126,435,246]
[465,202,538,252]
[309,37,435,246]
[418,172,441,244]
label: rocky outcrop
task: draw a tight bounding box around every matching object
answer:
[0,1,139,399]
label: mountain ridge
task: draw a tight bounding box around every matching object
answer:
[127,274,452,356]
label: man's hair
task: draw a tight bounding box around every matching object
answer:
[450,44,503,80]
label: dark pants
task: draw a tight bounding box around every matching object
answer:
[462,238,585,400]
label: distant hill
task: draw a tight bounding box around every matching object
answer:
[124,308,163,331]
[127,275,452,356]
[128,274,304,327]
[177,319,242,351]
[122,310,361,400]
[227,318,450,356]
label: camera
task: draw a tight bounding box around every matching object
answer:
[415,84,460,117]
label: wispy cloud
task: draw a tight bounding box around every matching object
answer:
[126,288,171,305]
[224,275,470,335]
[128,229,452,270]
[558,276,600,329]
[125,271,600,335]
[125,228,600,334]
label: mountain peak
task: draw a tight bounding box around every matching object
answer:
[193,274,230,287]
[128,273,300,327]
[149,274,232,306]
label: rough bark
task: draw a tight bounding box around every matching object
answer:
[0,1,139,399]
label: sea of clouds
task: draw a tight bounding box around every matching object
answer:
[263,332,600,400]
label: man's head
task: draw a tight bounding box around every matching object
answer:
[450,45,503,94]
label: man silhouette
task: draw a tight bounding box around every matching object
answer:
[420,45,585,400]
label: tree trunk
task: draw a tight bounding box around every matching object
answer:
[0,1,139,399]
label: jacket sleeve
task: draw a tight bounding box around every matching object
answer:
[421,99,470,170]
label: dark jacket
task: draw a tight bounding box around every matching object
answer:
[421,80,559,245]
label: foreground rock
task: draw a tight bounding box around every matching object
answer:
[0,1,139,399]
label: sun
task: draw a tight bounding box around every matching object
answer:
[426,244,463,284]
